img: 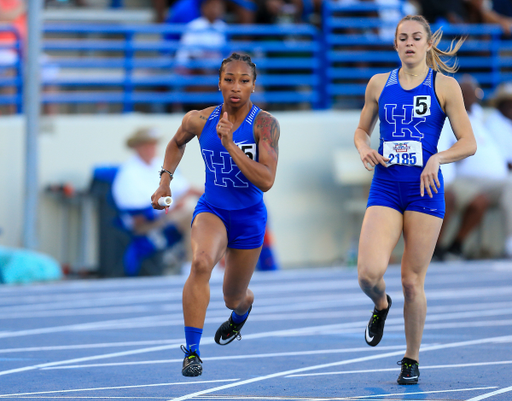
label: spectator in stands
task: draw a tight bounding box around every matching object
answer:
[0,0,25,114]
[493,0,512,18]
[417,0,512,35]
[434,76,512,260]
[175,0,227,65]
[0,0,59,114]
[486,81,512,171]
[416,0,468,24]
[255,0,302,24]
[171,0,227,111]
[158,0,256,28]
[112,127,202,276]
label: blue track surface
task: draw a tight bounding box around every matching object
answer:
[0,260,511,400]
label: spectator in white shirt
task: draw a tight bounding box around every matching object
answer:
[435,76,512,260]
[112,127,202,276]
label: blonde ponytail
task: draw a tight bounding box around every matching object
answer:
[395,15,466,74]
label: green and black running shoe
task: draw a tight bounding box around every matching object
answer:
[214,305,252,345]
[180,345,202,377]
[397,357,420,385]
[365,294,392,346]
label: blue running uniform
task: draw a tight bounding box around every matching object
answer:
[368,68,447,218]
[193,104,267,248]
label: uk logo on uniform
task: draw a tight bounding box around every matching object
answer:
[202,150,249,188]
[384,103,426,140]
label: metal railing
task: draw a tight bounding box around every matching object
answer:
[2,2,512,113]
[41,23,322,112]
[0,24,23,113]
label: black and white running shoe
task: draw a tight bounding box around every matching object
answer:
[180,345,202,377]
[365,294,392,346]
[214,305,252,345]
[397,357,420,385]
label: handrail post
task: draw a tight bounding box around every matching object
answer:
[22,0,44,249]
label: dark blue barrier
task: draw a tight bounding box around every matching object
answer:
[0,23,23,112]
[41,23,322,112]
[2,4,512,113]
[322,1,512,107]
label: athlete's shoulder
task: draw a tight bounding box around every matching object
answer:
[369,72,391,86]
[434,72,461,107]
[366,72,391,99]
[182,106,217,134]
[254,109,280,133]
[434,72,459,92]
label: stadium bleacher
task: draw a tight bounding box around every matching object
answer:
[1,1,512,113]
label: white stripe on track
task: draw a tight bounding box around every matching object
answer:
[178,387,498,400]
[2,305,512,341]
[286,360,512,378]
[167,335,512,401]
[0,379,239,398]
[40,345,410,370]
[0,339,184,354]
[0,343,199,377]
[465,385,512,401]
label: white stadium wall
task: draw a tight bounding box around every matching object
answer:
[0,110,379,269]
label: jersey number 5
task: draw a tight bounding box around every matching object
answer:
[413,95,431,118]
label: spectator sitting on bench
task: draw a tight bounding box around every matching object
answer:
[435,75,512,260]
[112,127,202,276]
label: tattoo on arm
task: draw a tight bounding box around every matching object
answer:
[257,113,280,162]
[199,115,207,121]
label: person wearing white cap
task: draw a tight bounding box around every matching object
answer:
[112,127,202,276]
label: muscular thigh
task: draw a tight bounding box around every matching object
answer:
[358,206,403,276]
[191,212,228,267]
[402,210,443,275]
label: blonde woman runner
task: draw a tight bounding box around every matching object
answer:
[354,15,477,384]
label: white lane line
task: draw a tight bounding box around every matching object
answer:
[2,321,510,377]
[0,279,356,310]
[167,335,512,401]
[286,360,512,378]
[40,345,410,370]
[0,323,378,376]
[5,297,512,324]
[0,339,184,354]
[0,343,199,377]
[0,292,182,312]
[0,379,239,398]
[465,385,512,401]
[3,304,512,341]
[167,387,499,400]
[3,280,511,316]
[0,322,375,376]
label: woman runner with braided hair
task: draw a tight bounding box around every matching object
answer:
[151,52,280,377]
[354,15,476,384]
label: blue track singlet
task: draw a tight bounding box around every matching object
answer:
[199,104,262,210]
[375,68,446,182]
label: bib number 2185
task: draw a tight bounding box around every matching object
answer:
[383,140,423,167]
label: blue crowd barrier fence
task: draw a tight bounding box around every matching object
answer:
[0,23,23,113]
[40,23,323,112]
[1,1,512,113]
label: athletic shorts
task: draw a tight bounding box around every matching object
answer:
[367,177,445,219]
[192,195,267,249]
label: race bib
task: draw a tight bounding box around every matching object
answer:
[383,140,423,167]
